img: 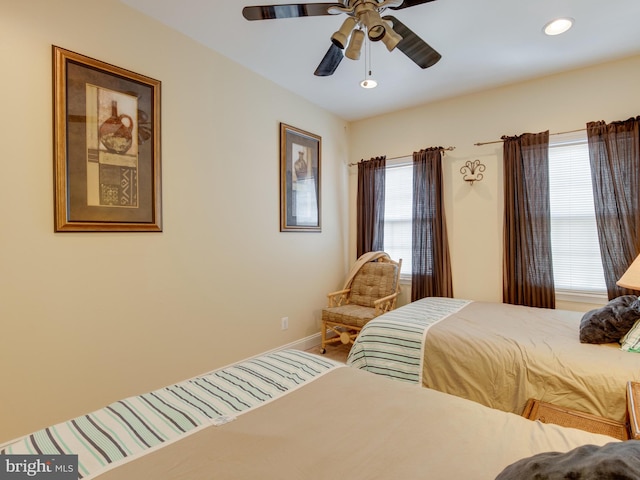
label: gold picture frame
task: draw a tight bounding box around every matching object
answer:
[53,46,162,232]
[280,123,321,232]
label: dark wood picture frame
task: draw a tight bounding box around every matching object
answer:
[280,123,321,232]
[53,46,162,232]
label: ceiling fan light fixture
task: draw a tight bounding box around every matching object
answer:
[345,28,365,60]
[368,25,386,41]
[543,17,574,36]
[360,10,386,41]
[380,22,403,51]
[331,16,358,49]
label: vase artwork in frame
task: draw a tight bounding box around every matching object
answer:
[53,46,162,232]
[280,123,321,232]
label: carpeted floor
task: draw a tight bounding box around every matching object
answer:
[305,343,351,364]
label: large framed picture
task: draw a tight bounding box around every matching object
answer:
[53,46,162,232]
[280,123,321,232]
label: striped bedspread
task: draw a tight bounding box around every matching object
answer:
[347,297,470,383]
[1,349,341,479]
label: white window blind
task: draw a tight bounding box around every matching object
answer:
[383,158,413,277]
[548,131,607,297]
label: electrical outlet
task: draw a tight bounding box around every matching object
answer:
[281,317,289,330]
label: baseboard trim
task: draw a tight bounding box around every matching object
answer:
[267,332,322,355]
[224,332,339,370]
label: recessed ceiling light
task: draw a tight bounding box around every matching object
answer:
[543,17,574,36]
[360,79,378,89]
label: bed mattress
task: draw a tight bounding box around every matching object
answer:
[1,349,620,479]
[348,298,640,421]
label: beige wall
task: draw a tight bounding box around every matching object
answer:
[0,0,350,443]
[349,54,640,309]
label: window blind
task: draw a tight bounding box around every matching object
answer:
[548,131,607,295]
[384,158,412,276]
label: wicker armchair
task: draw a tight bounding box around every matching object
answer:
[320,253,402,353]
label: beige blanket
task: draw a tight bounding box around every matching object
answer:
[423,301,640,421]
[96,366,616,480]
[342,251,389,289]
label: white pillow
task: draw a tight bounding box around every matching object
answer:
[620,319,640,352]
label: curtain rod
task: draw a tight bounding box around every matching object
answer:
[474,128,585,146]
[348,146,456,166]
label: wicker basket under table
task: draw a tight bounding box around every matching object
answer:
[522,398,629,441]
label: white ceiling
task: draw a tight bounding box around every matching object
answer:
[121,0,640,121]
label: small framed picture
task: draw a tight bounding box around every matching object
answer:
[280,123,321,232]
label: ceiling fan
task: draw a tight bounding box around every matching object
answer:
[242,0,441,76]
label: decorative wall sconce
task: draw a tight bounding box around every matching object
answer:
[460,159,485,185]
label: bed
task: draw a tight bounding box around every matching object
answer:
[347,297,640,422]
[0,349,625,479]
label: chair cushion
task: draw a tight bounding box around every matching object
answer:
[322,304,376,328]
[349,262,398,308]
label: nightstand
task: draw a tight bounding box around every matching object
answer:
[522,398,629,441]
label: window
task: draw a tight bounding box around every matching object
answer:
[382,141,608,299]
[548,131,607,301]
[383,157,412,278]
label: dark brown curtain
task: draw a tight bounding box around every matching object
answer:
[587,117,640,299]
[411,148,453,301]
[503,131,555,308]
[356,156,386,258]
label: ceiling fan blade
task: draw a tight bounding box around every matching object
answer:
[388,0,437,10]
[314,44,344,76]
[242,3,338,20]
[383,15,441,69]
